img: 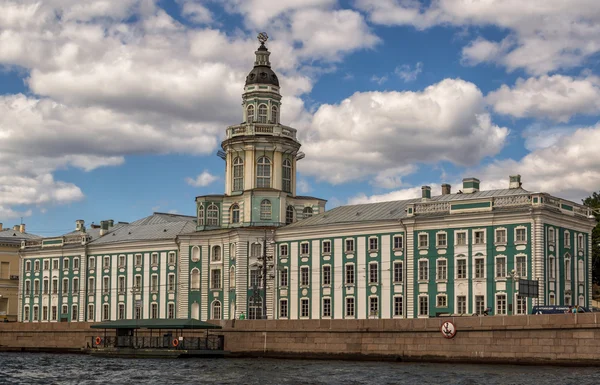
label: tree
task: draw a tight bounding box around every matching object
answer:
[582,192,600,286]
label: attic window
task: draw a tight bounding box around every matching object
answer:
[164,229,167,232]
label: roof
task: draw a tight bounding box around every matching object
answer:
[285,187,531,229]
[0,229,41,240]
[90,319,221,330]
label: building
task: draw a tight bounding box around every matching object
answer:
[0,223,39,321]
[18,36,597,323]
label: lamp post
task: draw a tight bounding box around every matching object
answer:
[507,269,518,315]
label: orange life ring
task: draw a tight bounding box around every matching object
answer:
[172,338,179,347]
[95,336,102,345]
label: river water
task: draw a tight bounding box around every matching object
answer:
[0,353,598,385]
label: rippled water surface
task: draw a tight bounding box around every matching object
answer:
[1,353,599,385]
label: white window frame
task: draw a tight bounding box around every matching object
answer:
[564,230,571,248]
[345,239,355,253]
[393,295,403,317]
[279,299,288,319]
[456,258,467,280]
[436,258,447,281]
[393,261,403,283]
[300,242,309,256]
[369,262,378,284]
[300,298,309,318]
[322,297,332,318]
[345,297,355,318]
[300,266,309,286]
[345,263,355,285]
[548,227,555,244]
[456,231,467,246]
[279,244,288,257]
[495,256,507,279]
[151,252,159,266]
[515,226,527,244]
[473,230,485,245]
[549,255,556,280]
[418,233,429,249]
[474,256,485,279]
[418,259,429,282]
[496,294,507,315]
[436,294,447,308]
[322,241,331,254]
[578,234,584,250]
[393,235,403,250]
[495,228,507,245]
[515,254,527,278]
[118,255,126,267]
[436,232,447,248]
[322,265,331,286]
[368,237,378,252]
[418,295,429,317]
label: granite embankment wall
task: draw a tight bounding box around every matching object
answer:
[2,314,600,364]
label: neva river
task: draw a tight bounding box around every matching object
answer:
[1,353,599,385]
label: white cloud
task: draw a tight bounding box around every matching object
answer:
[356,0,600,74]
[349,185,437,204]
[297,179,313,194]
[395,62,423,82]
[221,0,336,27]
[178,0,213,24]
[299,78,508,184]
[185,170,219,187]
[521,123,579,152]
[486,75,600,122]
[0,206,33,221]
[370,75,388,85]
[371,165,417,189]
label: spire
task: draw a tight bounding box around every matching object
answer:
[254,32,271,67]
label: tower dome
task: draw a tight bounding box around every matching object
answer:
[245,34,279,87]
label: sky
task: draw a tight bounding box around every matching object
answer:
[1,0,600,236]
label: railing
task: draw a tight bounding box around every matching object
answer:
[226,123,298,140]
[493,195,531,207]
[91,335,224,350]
[414,202,450,214]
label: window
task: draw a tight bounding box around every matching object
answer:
[579,260,585,283]
[62,278,68,295]
[25,280,31,296]
[43,279,49,294]
[323,265,331,285]
[151,253,158,266]
[303,207,313,218]
[62,305,68,315]
[135,305,142,320]
[43,260,49,270]
[280,244,288,257]
[168,274,176,292]
[515,295,526,315]
[258,104,268,123]
[246,104,254,122]
[456,259,467,279]
[456,232,467,246]
[578,234,584,250]
[515,228,527,243]
[282,159,292,193]
[229,266,236,288]
[118,276,125,294]
[168,303,175,319]
[418,234,428,248]
[103,256,110,269]
[280,268,288,287]
[345,264,355,285]
[437,295,447,308]
[198,204,205,226]
[134,254,142,267]
[548,228,555,243]
[212,246,221,262]
[346,297,355,317]
[211,269,221,289]
[73,278,79,294]
[63,259,69,270]
[394,296,403,317]
[207,204,219,226]
[437,233,447,247]
[87,304,94,321]
[419,296,428,316]
[549,293,555,305]
[516,256,527,277]
[230,204,240,224]
[474,231,485,244]
[151,303,158,319]
[301,298,309,318]
[250,269,260,287]
[52,278,58,294]
[256,157,271,188]
[418,260,429,281]
[151,275,158,292]
[496,294,507,315]
[369,263,378,284]
[52,260,58,270]
[300,242,309,255]
[118,255,126,267]
[279,300,288,318]
[212,301,222,319]
[565,294,571,306]
[475,296,485,315]
[88,257,94,269]
[103,304,109,320]
[495,229,506,244]
[33,306,39,321]
[369,297,378,317]
[118,304,125,320]
[260,199,272,220]
[474,258,485,279]
[300,266,309,286]
[436,259,447,281]
[323,298,331,317]
[232,157,244,191]
[34,260,40,271]
[26,260,31,271]
[285,205,294,224]
[393,262,403,283]
[271,105,278,124]
[73,258,79,270]
[457,296,466,314]
[495,256,506,278]
[51,306,57,321]
[168,252,176,265]
[134,275,142,292]
[564,231,571,248]
[34,280,40,295]
[345,239,354,253]
[549,256,555,279]
[322,241,331,254]
[369,237,378,251]
[103,276,110,294]
[24,306,30,322]
[565,258,571,281]
[393,235,403,250]
[191,268,200,290]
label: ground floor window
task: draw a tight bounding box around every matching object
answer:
[322,298,331,318]
[346,297,355,317]
[87,304,94,321]
[475,295,485,315]
[496,294,507,315]
[168,303,175,319]
[419,296,428,316]
[515,295,526,315]
[42,306,48,321]
[279,300,288,318]
[118,304,125,320]
[300,298,309,318]
[212,301,222,320]
[51,306,57,321]
[249,301,262,320]
[151,303,158,319]
[369,297,378,317]
[457,296,466,314]
[71,305,78,321]
[24,306,30,321]
[103,304,109,320]
[135,305,142,320]
[394,296,403,317]
[33,306,38,321]
[62,305,68,315]
[437,294,447,308]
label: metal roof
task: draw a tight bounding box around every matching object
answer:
[90,318,221,330]
[0,229,41,240]
[285,188,531,229]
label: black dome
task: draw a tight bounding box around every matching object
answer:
[245,65,279,87]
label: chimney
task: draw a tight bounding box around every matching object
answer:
[509,175,522,189]
[421,186,431,200]
[108,219,114,227]
[462,177,480,194]
[100,220,109,236]
[13,225,19,231]
[441,184,451,195]
[19,224,25,233]
[76,219,85,231]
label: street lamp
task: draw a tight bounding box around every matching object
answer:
[507,269,519,315]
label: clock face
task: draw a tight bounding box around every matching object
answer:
[258,32,269,44]
[440,321,457,339]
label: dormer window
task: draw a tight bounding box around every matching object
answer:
[207,204,219,226]
[303,207,313,218]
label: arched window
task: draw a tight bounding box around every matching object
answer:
[230,266,236,288]
[191,269,200,290]
[207,204,219,226]
[231,204,240,224]
[286,205,294,224]
[565,258,571,281]
[191,302,200,320]
[260,199,272,220]
[282,159,292,193]
[212,246,221,262]
[578,260,584,282]
[232,157,244,191]
[191,246,200,262]
[303,207,313,218]
[247,105,254,122]
[212,301,222,320]
[258,104,268,123]
[256,157,271,188]
[271,105,278,124]
[198,204,204,226]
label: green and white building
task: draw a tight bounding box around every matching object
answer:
[18,38,597,323]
